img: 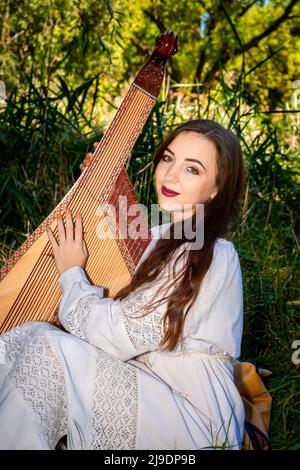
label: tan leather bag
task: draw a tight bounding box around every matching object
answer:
[233,361,273,450]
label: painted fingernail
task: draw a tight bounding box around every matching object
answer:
[76,213,81,218]
[57,213,63,219]
[65,208,71,214]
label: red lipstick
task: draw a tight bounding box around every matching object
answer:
[162,185,180,197]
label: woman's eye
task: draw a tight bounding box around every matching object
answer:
[161,156,199,175]
[187,167,199,175]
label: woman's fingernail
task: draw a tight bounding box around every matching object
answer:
[76,213,81,219]
[57,213,63,219]
[65,208,71,214]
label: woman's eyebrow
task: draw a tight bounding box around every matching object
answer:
[164,147,207,172]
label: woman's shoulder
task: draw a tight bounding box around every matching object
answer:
[215,235,241,252]
[212,237,240,267]
[213,238,241,274]
[215,235,233,243]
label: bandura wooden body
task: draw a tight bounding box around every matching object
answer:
[0,31,179,333]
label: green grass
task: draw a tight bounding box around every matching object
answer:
[234,205,300,449]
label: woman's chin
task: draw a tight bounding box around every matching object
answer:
[158,202,180,213]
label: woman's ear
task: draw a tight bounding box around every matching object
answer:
[210,187,218,200]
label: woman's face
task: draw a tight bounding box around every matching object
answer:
[155,131,219,223]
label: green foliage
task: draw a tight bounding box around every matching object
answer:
[0,68,103,255]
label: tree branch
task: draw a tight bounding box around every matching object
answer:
[242,0,298,53]
[130,38,149,55]
[202,0,298,88]
[237,0,257,18]
[143,9,165,33]
[194,1,232,83]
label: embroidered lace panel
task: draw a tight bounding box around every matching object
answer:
[60,295,100,341]
[88,350,138,449]
[2,323,68,449]
[1,322,41,364]
[120,246,189,354]
[120,288,165,353]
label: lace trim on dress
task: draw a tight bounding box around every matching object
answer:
[0,322,42,364]
[60,295,100,341]
[121,289,164,353]
[4,326,68,449]
[88,350,138,449]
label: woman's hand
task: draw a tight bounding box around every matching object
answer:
[79,142,99,172]
[46,209,89,276]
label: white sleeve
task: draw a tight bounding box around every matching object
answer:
[200,242,244,359]
[58,264,167,361]
[183,241,244,360]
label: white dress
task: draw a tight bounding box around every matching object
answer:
[0,223,245,450]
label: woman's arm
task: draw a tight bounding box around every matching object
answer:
[186,240,244,359]
[47,201,168,361]
[58,263,166,361]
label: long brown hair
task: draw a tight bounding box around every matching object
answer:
[114,119,246,351]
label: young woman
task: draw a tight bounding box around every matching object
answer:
[0,119,246,450]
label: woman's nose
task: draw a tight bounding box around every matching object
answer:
[165,165,179,182]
